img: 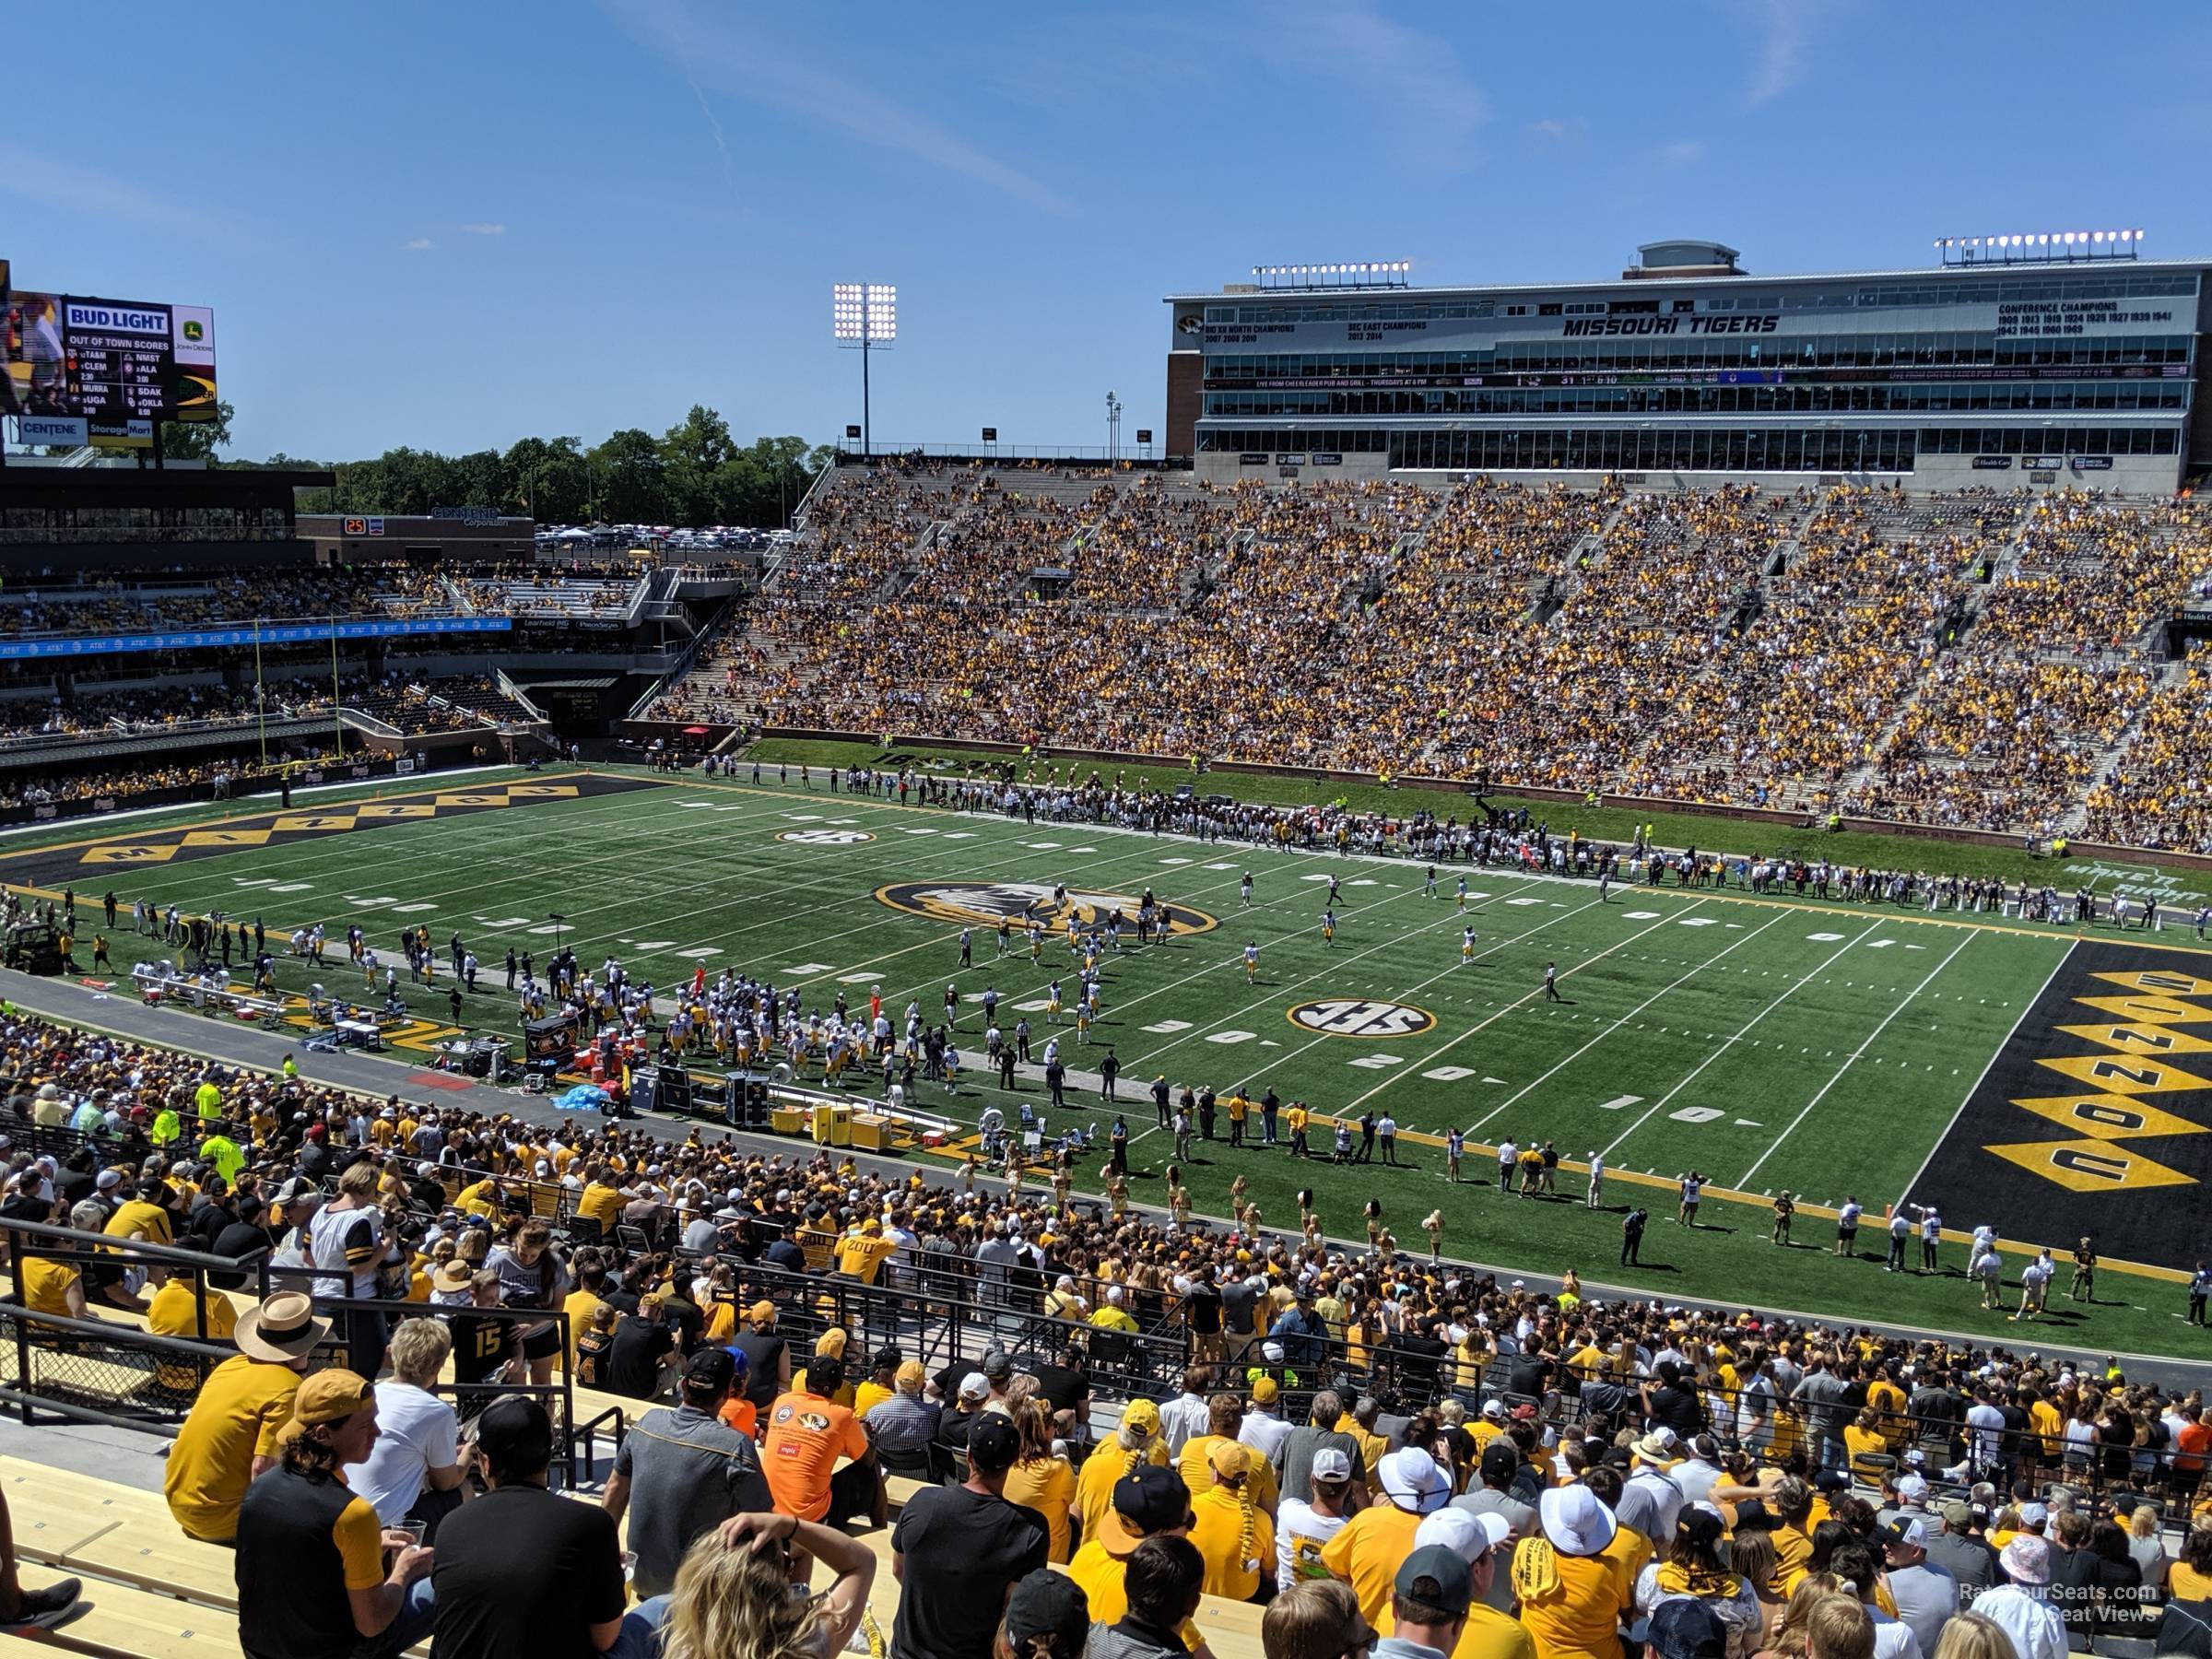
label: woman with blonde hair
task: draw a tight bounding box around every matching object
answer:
[1077,1398,1166,1544]
[1000,1398,1078,1562]
[1728,1529,1787,1631]
[1754,1572,1851,1659]
[1927,1611,2017,1659]
[660,1510,875,1659]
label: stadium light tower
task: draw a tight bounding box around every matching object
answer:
[1105,390,1123,463]
[832,284,897,457]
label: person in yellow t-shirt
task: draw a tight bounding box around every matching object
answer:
[833,1220,899,1284]
[456,1175,506,1220]
[164,1293,325,1542]
[560,1259,612,1371]
[1090,1288,1141,1333]
[1509,1484,1630,1659]
[1322,1447,1451,1624]
[14,1249,83,1319]
[1078,1400,1169,1544]
[1066,1465,1208,1651]
[1190,1440,1274,1602]
[852,1346,902,1421]
[572,1169,623,1230]
[1000,1400,1080,1564]
[147,1268,239,1392]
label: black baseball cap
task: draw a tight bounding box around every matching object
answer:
[1479,1441,1519,1481]
[966,1412,1020,1475]
[684,1348,736,1393]
[1395,1546,1473,1617]
[1004,1569,1089,1651]
[1631,1598,1728,1659]
[473,1394,554,1481]
[1100,1465,1192,1551]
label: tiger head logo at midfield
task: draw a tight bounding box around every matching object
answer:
[875,881,1218,936]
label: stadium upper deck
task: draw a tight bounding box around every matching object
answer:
[1165,240,2212,492]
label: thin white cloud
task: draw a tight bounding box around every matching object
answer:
[1742,0,1829,107]
[1528,117,1586,140]
[1658,140,1707,166]
[601,0,1066,212]
[0,143,234,242]
[458,222,507,236]
[404,238,434,252]
[688,78,743,206]
[1244,0,1488,159]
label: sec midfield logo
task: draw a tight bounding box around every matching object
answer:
[1288,999,1437,1039]
[875,879,1218,936]
[777,829,876,845]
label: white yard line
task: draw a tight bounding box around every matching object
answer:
[1334,902,1700,1117]
[1466,908,1794,1136]
[1600,917,1890,1160]
[1885,939,2077,1203]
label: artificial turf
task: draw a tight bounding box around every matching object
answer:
[8,764,2208,1359]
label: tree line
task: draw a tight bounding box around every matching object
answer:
[175,404,835,528]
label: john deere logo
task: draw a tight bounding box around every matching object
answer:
[1288,999,1436,1039]
[777,829,875,846]
[875,880,1217,935]
[182,319,205,342]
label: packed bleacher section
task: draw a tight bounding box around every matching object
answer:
[0,559,656,640]
[2083,646,2212,853]
[0,566,462,637]
[652,462,2212,849]
[6,1008,2212,1658]
[0,747,347,810]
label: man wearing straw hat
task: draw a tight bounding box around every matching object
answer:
[164,1289,330,1542]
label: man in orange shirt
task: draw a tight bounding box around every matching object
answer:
[762,1352,882,1533]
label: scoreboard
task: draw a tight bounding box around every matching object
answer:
[65,299,175,422]
[1,264,218,442]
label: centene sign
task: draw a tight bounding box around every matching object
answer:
[64,301,169,335]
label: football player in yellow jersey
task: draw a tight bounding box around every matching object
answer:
[1320,910,1336,947]
[1028,925,1044,963]
[1046,980,1063,1020]
[1075,999,1092,1043]
[1243,941,1260,985]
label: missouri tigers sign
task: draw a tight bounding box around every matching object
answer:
[873,880,1217,936]
[1287,999,1437,1039]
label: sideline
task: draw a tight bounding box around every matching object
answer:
[8,965,2205,1391]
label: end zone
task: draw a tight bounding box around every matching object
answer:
[1905,939,2212,1270]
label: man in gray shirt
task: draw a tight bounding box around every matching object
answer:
[1277,1389,1364,1503]
[1881,1517,1959,1655]
[1451,1441,1535,1610]
[601,1348,772,1597]
[1792,1357,1853,1470]
[1923,1501,2001,1597]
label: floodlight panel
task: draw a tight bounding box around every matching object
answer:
[833,282,866,341]
[865,283,898,341]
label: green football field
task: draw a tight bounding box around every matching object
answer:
[13,767,2212,1359]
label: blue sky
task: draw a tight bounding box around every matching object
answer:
[8,0,2211,461]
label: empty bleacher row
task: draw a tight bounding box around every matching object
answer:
[653,462,2212,849]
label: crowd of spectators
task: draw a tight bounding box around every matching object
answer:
[2083,654,2212,853]
[8,1006,2212,1659]
[678,465,2212,848]
[0,566,458,639]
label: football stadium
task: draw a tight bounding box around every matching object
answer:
[9,68,2212,1659]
